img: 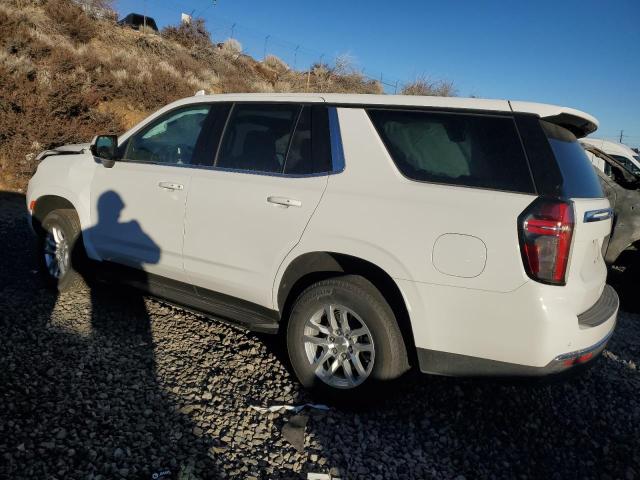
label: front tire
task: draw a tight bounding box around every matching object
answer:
[38,209,84,292]
[286,275,409,399]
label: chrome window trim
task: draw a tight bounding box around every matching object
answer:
[111,159,335,178]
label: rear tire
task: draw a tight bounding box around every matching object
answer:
[38,209,84,292]
[286,275,410,400]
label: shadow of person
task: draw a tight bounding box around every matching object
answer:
[79,190,160,337]
[0,190,225,479]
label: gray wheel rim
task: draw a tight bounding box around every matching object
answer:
[303,303,375,389]
[43,225,68,279]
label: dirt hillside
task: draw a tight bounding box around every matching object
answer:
[0,0,383,190]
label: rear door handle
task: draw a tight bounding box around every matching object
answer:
[267,196,302,208]
[158,181,184,191]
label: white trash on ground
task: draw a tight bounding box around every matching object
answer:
[249,403,330,414]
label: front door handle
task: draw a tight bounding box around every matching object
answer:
[158,181,184,191]
[267,196,302,208]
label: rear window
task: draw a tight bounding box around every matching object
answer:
[541,121,604,198]
[368,109,535,194]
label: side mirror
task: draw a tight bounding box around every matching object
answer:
[91,135,119,167]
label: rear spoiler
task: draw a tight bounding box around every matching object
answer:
[509,101,598,139]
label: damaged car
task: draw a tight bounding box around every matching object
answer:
[583,144,640,264]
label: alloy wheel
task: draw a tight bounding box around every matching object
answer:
[43,225,69,279]
[302,303,375,389]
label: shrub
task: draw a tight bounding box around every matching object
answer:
[220,38,242,55]
[332,53,358,75]
[138,25,157,36]
[44,0,96,44]
[401,75,456,97]
[263,54,288,72]
[161,17,211,49]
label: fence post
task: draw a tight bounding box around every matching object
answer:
[263,35,270,60]
[293,45,300,70]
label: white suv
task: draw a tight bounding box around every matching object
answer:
[27,93,619,396]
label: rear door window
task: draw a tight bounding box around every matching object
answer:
[216,103,300,173]
[368,109,535,194]
[283,106,332,175]
[540,121,604,198]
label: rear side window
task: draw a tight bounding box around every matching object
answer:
[284,106,332,175]
[368,109,535,193]
[541,121,604,198]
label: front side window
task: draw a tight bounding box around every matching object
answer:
[611,155,640,176]
[368,109,535,193]
[216,104,300,173]
[123,105,211,165]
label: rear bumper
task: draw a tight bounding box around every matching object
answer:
[397,278,619,377]
[416,323,614,376]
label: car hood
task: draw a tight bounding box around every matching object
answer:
[36,143,91,161]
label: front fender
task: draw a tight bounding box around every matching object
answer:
[27,153,99,258]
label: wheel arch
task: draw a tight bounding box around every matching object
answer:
[276,251,417,365]
[32,195,78,235]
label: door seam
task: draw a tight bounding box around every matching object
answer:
[270,174,330,311]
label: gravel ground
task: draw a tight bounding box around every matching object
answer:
[1,190,639,480]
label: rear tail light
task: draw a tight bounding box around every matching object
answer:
[518,197,574,285]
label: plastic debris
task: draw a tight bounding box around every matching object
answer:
[307,474,341,480]
[249,403,329,414]
[150,469,172,479]
[281,414,308,451]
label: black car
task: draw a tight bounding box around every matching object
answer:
[118,13,158,32]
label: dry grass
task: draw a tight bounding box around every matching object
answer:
[263,54,289,72]
[401,75,457,97]
[161,17,212,50]
[44,0,96,44]
[220,38,242,55]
